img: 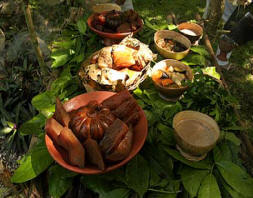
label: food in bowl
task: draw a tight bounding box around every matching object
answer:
[152,61,189,88]
[45,89,141,170]
[156,38,187,52]
[92,9,141,33]
[79,36,156,91]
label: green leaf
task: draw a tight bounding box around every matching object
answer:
[102,188,131,198]
[168,24,177,30]
[19,114,46,136]
[11,139,53,183]
[48,165,77,198]
[81,175,112,195]
[0,127,13,134]
[221,177,247,198]
[51,49,71,68]
[224,132,241,146]
[180,167,209,197]
[202,67,221,80]
[77,19,87,35]
[213,143,232,163]
[32,91,55,112]
[182,54,206,66]
[126,155,150,197]
[216,161,253,197]
[191,46,210,57]
[53,39,76,49]
[198,174,221,198]
[164,148,211,169]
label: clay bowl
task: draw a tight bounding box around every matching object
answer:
[45,91,148,174]
[173,111,220,161]
[151,59,193,101]
[87,11,144,40]
[154,30,191,60]
[178,22,203,45]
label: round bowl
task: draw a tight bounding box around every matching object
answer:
[154,30,191,60]
[45,91,148,174]
[178,22,203,45]
[87,11,144,40]
[151,59,193,101]
[173,111,220,161]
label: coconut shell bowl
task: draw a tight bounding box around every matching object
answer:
[177,22,203,45]
[173,111,220,161]
[151,59,193,102]
[45,90,148,174]
[154,30,191,60]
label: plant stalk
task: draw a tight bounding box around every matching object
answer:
[203,33,253,159]
[22,1,48,77]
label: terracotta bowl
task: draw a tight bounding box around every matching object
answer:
[173,111,220,161]
[178,22,203,45]
[151,59,193,101]
[45,91,148,174]
[87,11,144,40]
[154,30,191,60]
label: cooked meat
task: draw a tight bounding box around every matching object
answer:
[97,46,113,69]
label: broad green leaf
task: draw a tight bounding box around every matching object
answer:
[32,91,55,112]
[51,49,71,68]
[221,177,247,198]
[224,132,241,146]
[198,174,221,198]
[143,144,174,178]
[53,39,76,49]
[164,148,211,169]
[48,165,77,198]
[102,188,131,198]
[81,175,113,196]
[202,67,221,80]
[168,24,177,30]
[126,155,150,197]
[11,139,53,183]
[77,19,87,35]
[216,161,253,197]
[191,46,210,57]
[180,167,209,197]
[213,143,232,163]
[182,54,206,66]
[19,113,46,136]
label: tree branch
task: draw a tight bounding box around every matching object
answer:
[22,1,48,77]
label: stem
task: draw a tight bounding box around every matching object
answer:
[203,33,253,160]
[22,0,48,77]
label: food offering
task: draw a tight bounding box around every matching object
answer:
[152,63,188,88]
[154,30,191,60]
[92,9,141,33]
[87,9,143,39]
[151,59,193,101]
[45,90,146,173]
[79,36,156,91]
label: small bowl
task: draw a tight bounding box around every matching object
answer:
[173,111,220,161]
[87,11,144,40]
[151,59,193,101]
[45,91,148,174]
[154,30,191,60]
[178,22,203,45]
